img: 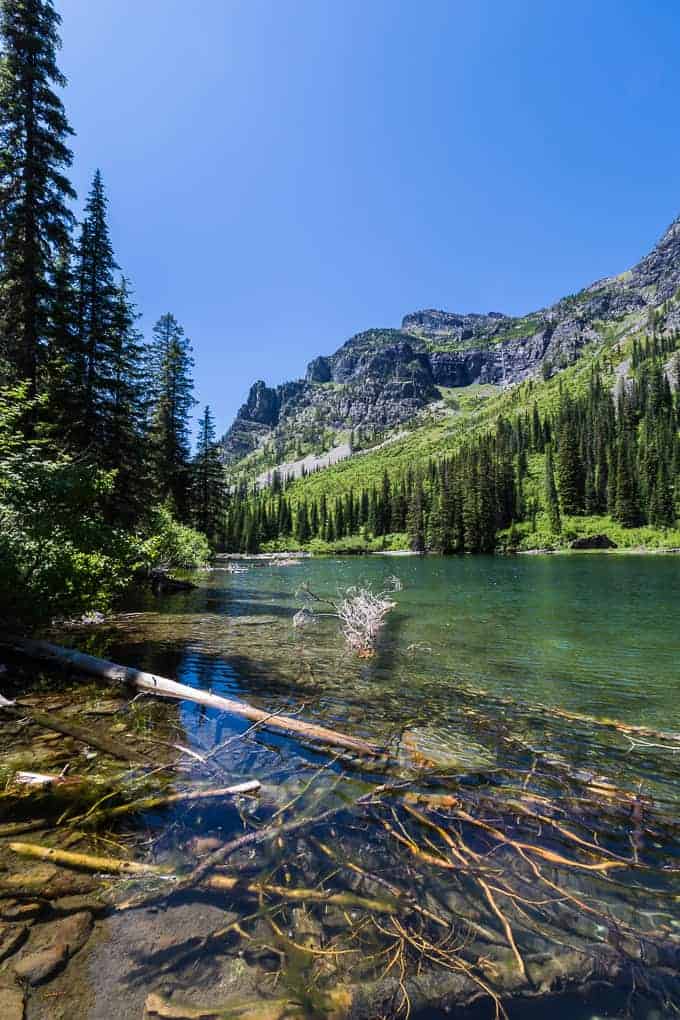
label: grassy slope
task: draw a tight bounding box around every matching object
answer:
[252,309,680,553]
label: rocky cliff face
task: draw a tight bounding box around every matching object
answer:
[220,215,680,464]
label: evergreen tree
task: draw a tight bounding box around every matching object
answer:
[192,404,223,542]
[544,444,561,534]
[556,399,584,514]
[77,169,118,444]
[649,458,675,528]
[614,436,641,528]
[149,313,195,517]
[44,238,79,434]
[406,477,425,552]
[0,0,75,393]
[295,499,310,544]
[103,276,149,521]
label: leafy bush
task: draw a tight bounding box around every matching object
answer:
[0,386,149,624]
[143,505,211,569]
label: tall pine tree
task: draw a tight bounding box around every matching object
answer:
[0,0,76,393]
[103,276,149,521]
[149,313,195,518]
[77,169,118,444]
[192,404,223,541]
[544,444,561,534]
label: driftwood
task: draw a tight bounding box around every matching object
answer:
[0,819,49,837]
[8,842,399,914]
[77,780,261,827]
[0,637,380,757]
[12,770,76,787]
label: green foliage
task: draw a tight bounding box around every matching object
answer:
[0,3,215,628]
[144,505,211,569]
[0,384,148,624]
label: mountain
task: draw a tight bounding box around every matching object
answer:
[220,215,680,477]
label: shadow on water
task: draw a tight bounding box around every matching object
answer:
[19,557,677,1020]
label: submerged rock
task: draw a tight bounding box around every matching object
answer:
[400,725,496,771]
[0,974,25,1020]
[0,923,29,963]
[13,910,92,986]
[0,902,41,923]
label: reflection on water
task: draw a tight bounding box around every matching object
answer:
[39,554,680,1019]
[104,554,680,801]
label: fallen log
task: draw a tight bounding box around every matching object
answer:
[1,637,379,757]
[0,819,49,837]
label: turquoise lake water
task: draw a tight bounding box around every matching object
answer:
[92,553,680,1019]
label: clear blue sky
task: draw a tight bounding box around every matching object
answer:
[59,0,680,437]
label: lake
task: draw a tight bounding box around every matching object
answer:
[11,555,680,1019]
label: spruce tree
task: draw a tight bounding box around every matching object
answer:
[406,476,425,552]
[614,436,641,528]
[295,500,310,544]
[149,312,195,517]
[649,458,675,528]
[556,401,584,514]
[77,170,118,444]
[44,238,79,434]
[0,0,76,392]
[103,277,149,521]
[192,404,223,542]
[544,444,561,534]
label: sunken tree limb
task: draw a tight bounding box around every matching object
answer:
[0,694,145,764]
[0,637,380,757]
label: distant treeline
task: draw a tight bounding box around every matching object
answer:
[223,332,680,553]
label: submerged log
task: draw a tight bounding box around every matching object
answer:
[1,638,380,757]
[78,780,261,827]
[8,843,399,914]
[0,697,146,764]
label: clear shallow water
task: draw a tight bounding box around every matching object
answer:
[74,554,680,1019]
[115,554,680,726]
[104,554,680,792]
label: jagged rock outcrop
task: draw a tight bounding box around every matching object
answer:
[220,213,680,465]
[402,309,510,342]
[221,333,438,461]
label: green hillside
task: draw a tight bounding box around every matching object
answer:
[223,309,680,554]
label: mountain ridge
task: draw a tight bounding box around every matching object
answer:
[220,214,680,472]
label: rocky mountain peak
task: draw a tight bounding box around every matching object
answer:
[220,212,680,468]
[401,309,510,342]
[629,213,680,302]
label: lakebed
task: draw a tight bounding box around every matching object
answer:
[1,555,679,1019]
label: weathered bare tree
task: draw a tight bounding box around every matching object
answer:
[297,577,401,656]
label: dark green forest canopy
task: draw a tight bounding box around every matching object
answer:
[222,331,680,555]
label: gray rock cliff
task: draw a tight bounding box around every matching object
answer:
[220,214,680,464]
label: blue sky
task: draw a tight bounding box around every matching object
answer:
[59,0,680,437]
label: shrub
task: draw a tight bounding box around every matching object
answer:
[144,505,211,569]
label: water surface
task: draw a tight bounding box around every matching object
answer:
[59,554,680,1019]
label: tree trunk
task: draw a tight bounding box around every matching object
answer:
[0,637,380,756]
